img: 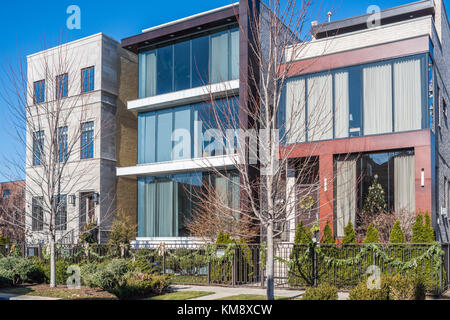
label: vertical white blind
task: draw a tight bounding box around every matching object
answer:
[335,72,349,139]
[336,158,357,238]
[307,74,333,141]
[363,64,393,135]
[285,78,306,144]
[394,59,422,131]
[394,154,416,215]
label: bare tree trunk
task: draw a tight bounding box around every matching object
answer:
[266,221,274,300]
[49,236,56,288]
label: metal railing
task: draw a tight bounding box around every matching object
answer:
[0,242,448,293]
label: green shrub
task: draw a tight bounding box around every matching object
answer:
[0,256,43,285]
[349,280,389,300]
[342,221,356,244]
[364,224,380,243]
[294,221,313,244]
[301,283,338,300]
[423,213,435,243]
[385,274,426,300]
[389,221,405,243]
[109,272,171,300]
[80,262,100,288]
[91,259,129,290]
[321,222,334,244]
[411,214,425,243]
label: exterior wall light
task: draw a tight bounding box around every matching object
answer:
[68,194,76,206]
[421,169,425,187]
[91,192,100,205]
[324,178,328,192]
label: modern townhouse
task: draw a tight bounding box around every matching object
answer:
[26,33,137,245]
[283,0,450,242]
[116,0,450,246]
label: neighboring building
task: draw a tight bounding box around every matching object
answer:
[25,33,137,244]
[283,0,450,242]
[0,180,25,243]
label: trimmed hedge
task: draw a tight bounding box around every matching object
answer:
[301,283,338,300]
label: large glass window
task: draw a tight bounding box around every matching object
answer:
[283,54,427,144]
[138,97,239,164]
[139,27,239,98]
[138,171,239,238]
[334,150,415,237]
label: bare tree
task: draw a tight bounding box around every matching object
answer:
[0,37,116,287]
[183,0,346,300]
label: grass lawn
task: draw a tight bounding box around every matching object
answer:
[147,291,215,300]
[0,284,116,300]
[216,294,291,300]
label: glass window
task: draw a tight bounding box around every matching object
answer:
[191,35,210,88]
[34,80,45,104]
[33,131,44,166]
[138,97,239,164]
[55,195,67,231]
[81,67,95,93]
[283,55,427,143]
[32,197,44,232]
[58,126,68,163]
[211,31,229,84]
[230,29,240,80]
[81,122,94,159]
[138,27,239,98]
[3,189,10,199]
[56,74,68,99]
[174,41,191,91]
[156,111,173,162]
[156,46,173,95]
[138,171,240,238]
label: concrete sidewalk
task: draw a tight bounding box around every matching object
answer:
[0,292,60,300]
[171,284,349,300]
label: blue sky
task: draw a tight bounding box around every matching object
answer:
[0,0,448,182]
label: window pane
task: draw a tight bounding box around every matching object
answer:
[174,41,191,91]
[394,58,422,131]
[230,28,239,80]
[173,108,191,160]
[307,74,333,141]
[58,126,68,163]
[211,31,229,83]
[156,111,173,162]
[192,35,210,88]
[138,112,156,164]
[81,122,94,159]
[348,67,362,136]
[156,46,173,95]
[335,72,349,138]
[363,63,392,135]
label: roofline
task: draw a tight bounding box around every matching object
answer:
[141,3,239,33]
[311,0,435,38]
[27,33,119,59]
[121,3,240,53]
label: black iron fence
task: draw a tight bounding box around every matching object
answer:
[1,242,448,293]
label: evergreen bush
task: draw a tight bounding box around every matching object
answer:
[342,221,356,244]
[364,224,380,243]
[389,221,405,243]
[301,283,338,300]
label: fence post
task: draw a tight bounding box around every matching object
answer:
[232,247,237,287]
[208,261,211,285]
[312,242,317,288]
